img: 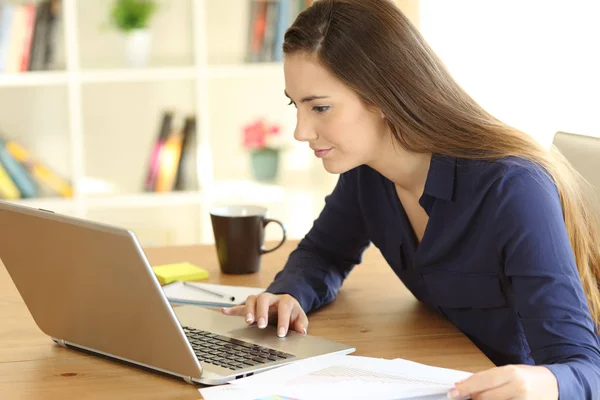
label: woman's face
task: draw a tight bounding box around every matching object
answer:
[284,53,390,174]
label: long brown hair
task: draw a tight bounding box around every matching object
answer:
[283,0,600,326]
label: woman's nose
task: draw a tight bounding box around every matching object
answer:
[293,117,317,142]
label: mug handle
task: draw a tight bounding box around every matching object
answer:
[260,218,287,254]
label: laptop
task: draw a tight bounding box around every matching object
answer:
[552,131,600,198]
[0,201,355,385]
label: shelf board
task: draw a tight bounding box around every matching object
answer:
[206,179,287,202]
[82,181,290,210]
[0,64,283,86]
[79,66,197,84]
[82,179,327,210]
[205,62,283,79]
[205,178,334,203]
[9,197,75,213]
[5,179,331,220]
[0,71,68,87]
[84,191,204,210]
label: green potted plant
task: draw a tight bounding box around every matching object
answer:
[109,0,158,67]
[242,118,284,182]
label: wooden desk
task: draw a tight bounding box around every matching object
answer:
[0,241,493,399]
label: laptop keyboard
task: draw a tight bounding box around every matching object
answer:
[183,326,296,371]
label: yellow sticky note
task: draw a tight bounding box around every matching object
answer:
[152,262,209,285]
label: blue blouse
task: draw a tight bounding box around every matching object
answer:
[266,155,600,399]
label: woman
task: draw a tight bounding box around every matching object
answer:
[222,0,600,398]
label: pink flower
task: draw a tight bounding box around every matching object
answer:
[242,119,281,150]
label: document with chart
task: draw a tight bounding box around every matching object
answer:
[199,354,473,400]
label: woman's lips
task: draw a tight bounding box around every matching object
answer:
[313,148,332,158]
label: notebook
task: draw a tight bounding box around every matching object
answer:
[161,281,265,308]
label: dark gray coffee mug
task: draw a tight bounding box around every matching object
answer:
[209,205,286,274]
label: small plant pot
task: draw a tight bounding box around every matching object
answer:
[124,28,151,67]
[250,149,280,182]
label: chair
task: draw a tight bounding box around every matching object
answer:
[552,131,600,198]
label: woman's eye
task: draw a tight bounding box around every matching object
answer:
[312,105,329,113]
[287,100,296,108]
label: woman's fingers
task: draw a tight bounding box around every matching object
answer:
[255,293,280,329]
[244,295,258,324]
[276,295,309,337]
[220,295,258,324]
[292,307,309,335]
[220,304,245,316]
[222,293,309,337]
[275,297,295,337]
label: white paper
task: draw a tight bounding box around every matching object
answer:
[161,281,264,307]
[200,354,473,400]
[390,358,472,384]
[199,383,450,400]
[199,384,291,400]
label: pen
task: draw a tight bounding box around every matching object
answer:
[182,282,236,302]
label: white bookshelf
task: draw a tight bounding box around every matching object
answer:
[79,66,197,83]
[0,70,68,86]
[0,0,417,246]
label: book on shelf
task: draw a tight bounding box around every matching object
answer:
[6,140,73,198]
[0,156,20,200]
[0,0,61,74]
[173,115,198,191]
[0,138,38,198]
[246,0,313,63]
[0,135,73,200]
[144,111,198,193]
[144,111,174,192]
[154,125,184,193]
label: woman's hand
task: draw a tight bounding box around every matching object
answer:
[221,292,308,338]
[447,365,558,399]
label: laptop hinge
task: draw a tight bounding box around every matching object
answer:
[52,337,67,348]
[183,376,194,384]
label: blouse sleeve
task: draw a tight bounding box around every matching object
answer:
[493,166,600,399]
